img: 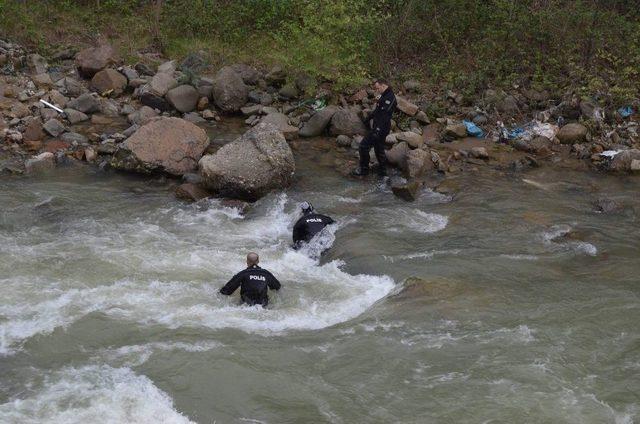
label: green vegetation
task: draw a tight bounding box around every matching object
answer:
[1,0,639,99]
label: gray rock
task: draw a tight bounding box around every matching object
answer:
[111,117,209,175]
[406,148,432,178]
[390,178,422,201]
[150,72,178,96]
[241,104,263,116]
[25,152,55,174]
[127,105,158,126]
[607,149,640,172]
[265,66,286,86]
[75,43,117,78]
[120,66,139,82]
[336,135,352,147]
[61,132,88,145]
[396,96,418,116]
[403,80,421,93]
[43,119,66,137]
[183,112,206,123]
[593,198,623,214]
[134,63,154,76]
[61,77,87,97]
[396,131,423,149]
[26,54,48,75]
[557,123,588,144]
[386,141,409,170]
[497,95,519,115]
[329,108,367,136]
[67,93,101,114]
[157,60,177,74]
[166,84,199,113]
[139,87,171,112]
[279,84,298,99]
[299,106,337,137]
[198,123,295,200]
[261,112,299,140]
[444,122,468,140]
[230,64,261,85]
[90,69,127,95]
[212,66,249,113]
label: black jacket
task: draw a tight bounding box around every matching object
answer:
[220,265,281,306]
[365,87,396,138]
[292,213,335,248]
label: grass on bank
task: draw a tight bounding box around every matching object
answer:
[1,0,639,104]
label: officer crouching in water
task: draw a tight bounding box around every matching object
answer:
[292,201,335,250]
[220,252,281,307]
[351,79,397,177]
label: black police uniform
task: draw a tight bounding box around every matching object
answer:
[292,213,335,249]
[359,86,397,173]
[220,265,281,307]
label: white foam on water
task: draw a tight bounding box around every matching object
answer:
[95,340,223,367]
[542,225,597,257]
[374,208,448,234]
[383,249,460,263]
[500,254,540,261]
[0,193,395,353]
[0,365,194,424]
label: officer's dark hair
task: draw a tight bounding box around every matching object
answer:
[374,78,390,87]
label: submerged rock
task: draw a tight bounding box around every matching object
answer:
[391,178,422,201]
[198,123,295,201]
[111,117,209,176]
[175,183,211,202]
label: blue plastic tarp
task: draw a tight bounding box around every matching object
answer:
[463,120,484,138]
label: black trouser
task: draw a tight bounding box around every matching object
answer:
[359,132,386,171]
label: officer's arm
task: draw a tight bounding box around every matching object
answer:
[267,272,281,291]
[220,272,242,295]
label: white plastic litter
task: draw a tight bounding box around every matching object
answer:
[600,150,621,158]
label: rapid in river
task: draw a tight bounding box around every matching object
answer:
[1,128,639,423]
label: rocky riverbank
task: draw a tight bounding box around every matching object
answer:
[1,39,638,203]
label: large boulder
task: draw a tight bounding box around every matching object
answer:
[90,69,127,95]
[299,106,337,137]
[198,123,295,200]
[111,117,208,176]
[557,123,588,144]
[75,44,117,78]
[166,84,199,113]
[260,112,299,140]
[329,108,367,136]
[212,66,249,113]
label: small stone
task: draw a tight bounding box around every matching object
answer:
[631,159,640,172]
[85,147,97,162]
[396,131,423,149]
[396,96,418,116]
[470,146,489,159]
[336,135,352,147]
[32,73,53,88]
[64,108,89,124]
[197,97,209,111]
[43,119,66,137]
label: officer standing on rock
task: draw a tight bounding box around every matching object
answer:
[351,79,397,177]
[220,252,281,307]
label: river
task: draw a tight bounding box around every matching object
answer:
[0,125,639,423]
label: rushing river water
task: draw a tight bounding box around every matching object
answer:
[1,131,639,423]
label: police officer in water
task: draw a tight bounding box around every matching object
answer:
[352,78,397,177]
[219,252,281,307]
[292,201,335,249]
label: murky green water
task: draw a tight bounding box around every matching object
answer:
[1,141,639,423]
